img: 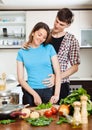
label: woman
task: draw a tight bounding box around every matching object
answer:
[16,22,61,106]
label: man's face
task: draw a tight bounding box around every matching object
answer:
[53,17,69,33]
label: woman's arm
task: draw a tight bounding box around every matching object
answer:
[17,61,42,105]
[49,55,61,104]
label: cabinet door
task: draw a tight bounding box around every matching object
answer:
[79,11,92,28]
[79,11,92,47]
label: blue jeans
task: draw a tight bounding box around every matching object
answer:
[58,82,70,104]
[22,87,54,106]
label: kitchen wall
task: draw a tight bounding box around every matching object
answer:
[0,10,92,81]
[0,49,18,78]
[0,49,28,81]
[72,48,92,78]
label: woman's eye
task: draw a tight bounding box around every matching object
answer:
[37,32,46,39]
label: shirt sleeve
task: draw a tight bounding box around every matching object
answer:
[16,49,23,62]
[47,44,57,58]
[69,35,80,65]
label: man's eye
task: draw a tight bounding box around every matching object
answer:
[38,34,41,36]
[56,21,58,24]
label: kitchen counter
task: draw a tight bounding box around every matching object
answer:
[70,78,92,100]
[70,77,92,81]
[0,116,92,130]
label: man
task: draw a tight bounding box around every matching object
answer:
[43,8,80,103]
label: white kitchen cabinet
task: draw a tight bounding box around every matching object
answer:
[79,11,92,47]
[66,10,92,47]
[80,29,92,47]
[0,11,26,48]
[65,11,80,43]
[79,10,92,29]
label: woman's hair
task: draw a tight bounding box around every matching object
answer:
[57,8,74,24]
[26,22,50,46]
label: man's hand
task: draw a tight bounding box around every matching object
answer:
[22,42,30,49]
[42,74,55,87]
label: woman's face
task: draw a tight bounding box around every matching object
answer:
[32,28,47,47]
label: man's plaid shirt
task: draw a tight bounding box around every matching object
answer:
[57,32,80,83]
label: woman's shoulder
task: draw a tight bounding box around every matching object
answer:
[44,44,56,53]
[44,43,55,51]
[45,43,54,48]
[17,48,24,52]
[17,47,29,54]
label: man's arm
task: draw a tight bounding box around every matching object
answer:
[42,64,79,87]
[61,64,79,80]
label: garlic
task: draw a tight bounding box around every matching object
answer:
[30,111,40,119]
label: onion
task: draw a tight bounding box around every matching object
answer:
[58,104,70,115]
[20,108,30,118]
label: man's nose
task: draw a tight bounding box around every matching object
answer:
[55,22,60,28]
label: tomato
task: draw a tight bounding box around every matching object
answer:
[44,109,52,117]
[51,107,58,115]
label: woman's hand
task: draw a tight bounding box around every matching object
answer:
[42,74,55,88]
[33,93,42,106]
[49,95,59,104]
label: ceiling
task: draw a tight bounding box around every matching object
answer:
[0,0,92,10]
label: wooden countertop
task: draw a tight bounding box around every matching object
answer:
[0,115,92,130]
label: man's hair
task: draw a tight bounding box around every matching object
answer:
[57,8,74,24]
